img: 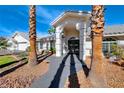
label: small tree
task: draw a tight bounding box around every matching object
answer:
[48,27,56,53]
[48,27,55,35]
[0,37,10,49]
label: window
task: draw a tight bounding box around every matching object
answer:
[103,37,117,56]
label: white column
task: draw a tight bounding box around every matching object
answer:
[55,25,63,57]
[76,22,87,61]
[46,42,48,50]
[48,41,50,50]
[43,42,47,50]
[62,39,66,54]
[63,44,66,54]
[37,41,41,51]
[83,23,87,61]
[108,42,111,55]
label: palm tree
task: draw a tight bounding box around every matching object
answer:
[89,5,106,87]
[28,5,38,66]
[48,27,55,35]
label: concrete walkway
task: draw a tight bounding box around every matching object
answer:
[31,53,86,88]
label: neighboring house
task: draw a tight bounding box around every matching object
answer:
[7,32,55,53]
[39,11,124,61]
[103,25,124,55]
[37,35,55,52]
[8,32,29,51]
[7,31,55,52]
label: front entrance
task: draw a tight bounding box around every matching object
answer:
[68,38,79,54]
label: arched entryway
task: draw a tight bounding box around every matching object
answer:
[52,11,91,61]
[68,37,79,54]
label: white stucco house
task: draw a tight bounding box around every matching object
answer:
[39,11,124,61]
[8,32,30,51]
[7,11,124,62]
[39,11,91,61]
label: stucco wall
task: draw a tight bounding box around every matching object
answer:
[42,42,47,50]
[14,35,29,51]
[64,27,79,45]
[8,34,29,51]
[118,40,124,47]
[64,28,79,38]
[7,40,18,51]
[18,43,29,51]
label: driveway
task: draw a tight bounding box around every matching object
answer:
[31,53,87,88]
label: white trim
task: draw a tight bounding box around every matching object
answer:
[50,12,65,26]
[51,11,91,27]
[104,33,124,37]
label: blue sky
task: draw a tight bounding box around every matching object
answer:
[0,5,124,38]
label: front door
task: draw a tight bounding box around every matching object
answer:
[68,39,79,54]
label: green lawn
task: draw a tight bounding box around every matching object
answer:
[0,55,15,66]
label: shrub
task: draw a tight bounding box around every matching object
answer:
[17,52,28,58]
[49,47,56,53]
[111,44,124,59]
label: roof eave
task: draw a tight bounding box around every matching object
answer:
[50,11,91,27]
[50,12,65,27]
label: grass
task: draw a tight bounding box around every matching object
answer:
[0,55,15,66]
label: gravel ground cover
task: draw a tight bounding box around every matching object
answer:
[0,60,49,88]
[65,57,124,88]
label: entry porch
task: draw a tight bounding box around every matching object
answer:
[51,11,91,61]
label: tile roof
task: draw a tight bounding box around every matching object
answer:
[87,24,124,36]
[104,24,124,35]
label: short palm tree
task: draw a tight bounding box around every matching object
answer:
[89,5,106,87]
[28,5,38,66]
[48,27,55,35]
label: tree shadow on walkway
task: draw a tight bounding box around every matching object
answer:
[49,52,90,88]
[75,54,90,77]
[49,52,81,88]
[49,53,70,88]
[68,53,80,88]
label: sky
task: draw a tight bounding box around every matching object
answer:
[0,5,124,38]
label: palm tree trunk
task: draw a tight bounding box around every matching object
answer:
[28,5,38,66]
[89,5,106,87]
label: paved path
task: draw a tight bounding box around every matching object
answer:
[31,53,86,88]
